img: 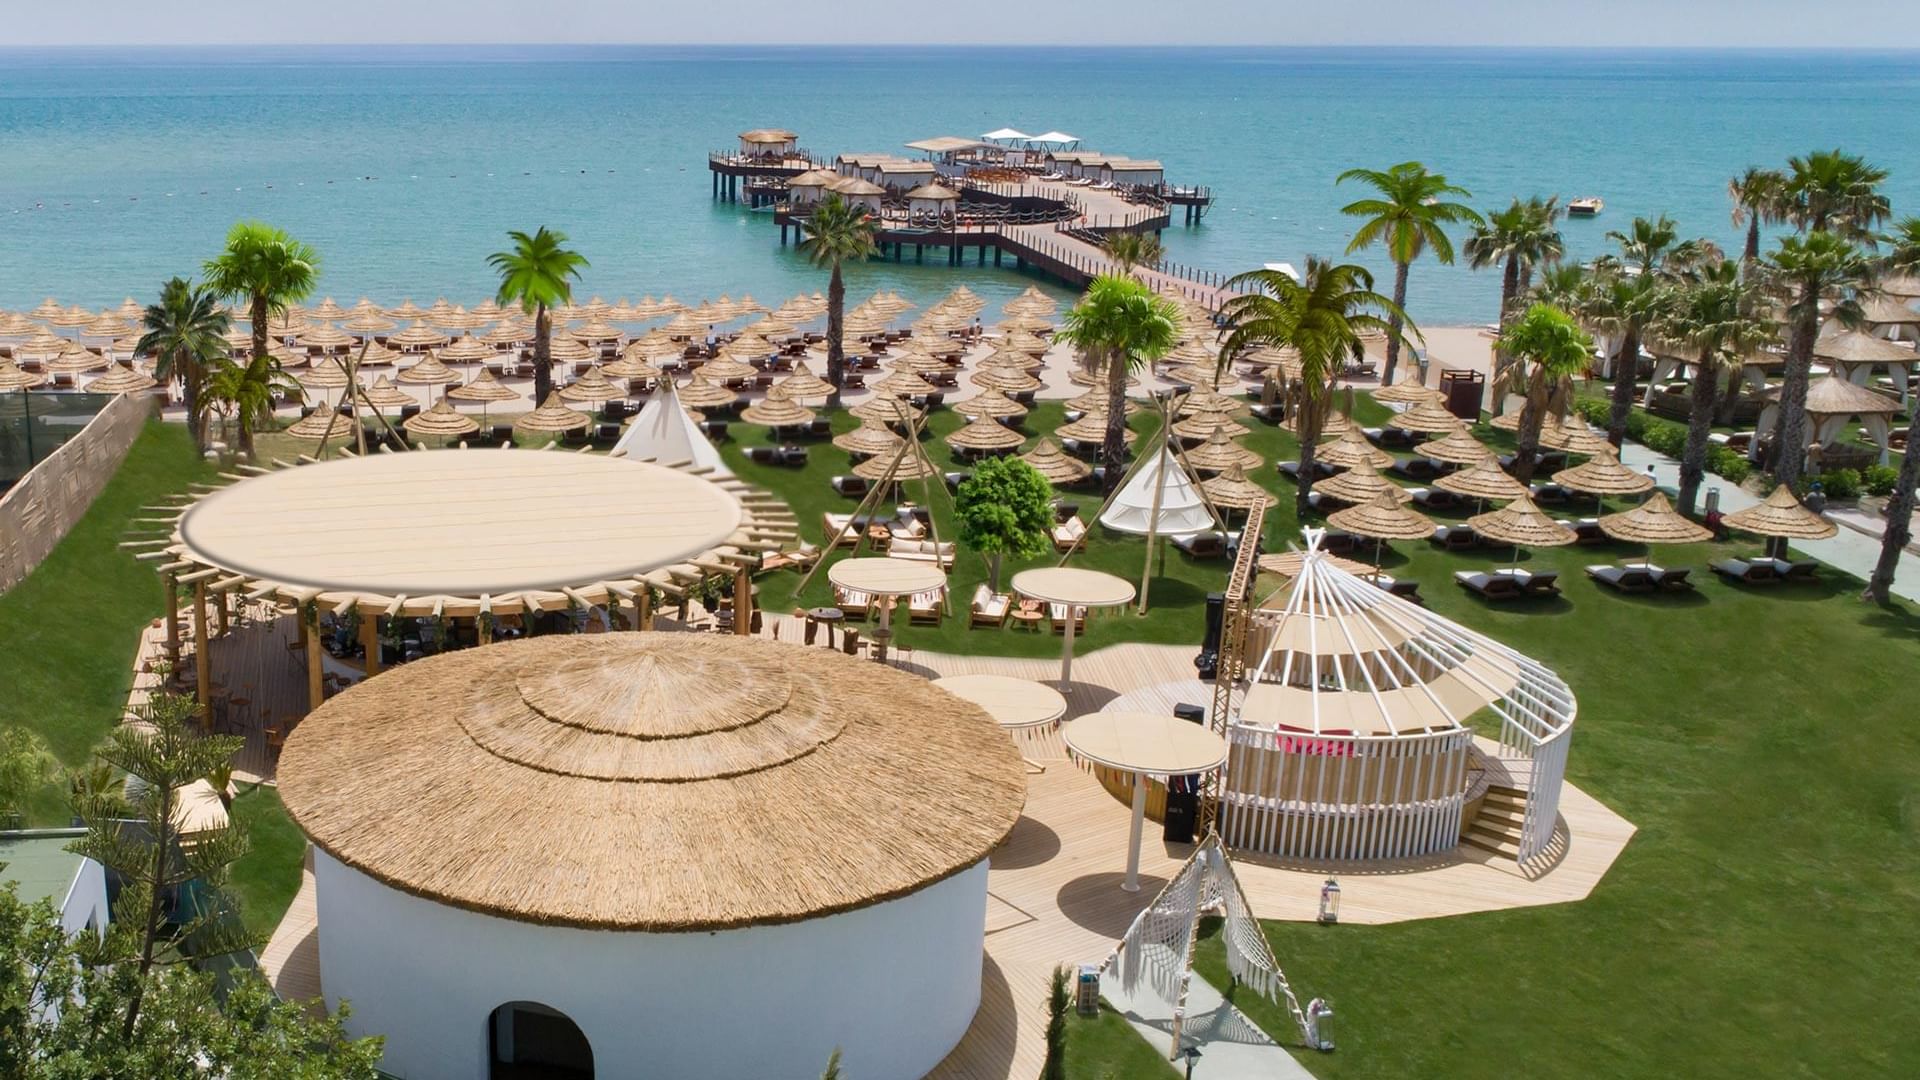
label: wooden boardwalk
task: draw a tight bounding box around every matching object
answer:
[228,615,1633,1078]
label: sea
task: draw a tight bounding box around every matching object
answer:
[2,45,1918,324]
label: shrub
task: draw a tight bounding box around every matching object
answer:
[1816,467,1862,500]
[1863,464,1899,497]
[1707,446,1752,485]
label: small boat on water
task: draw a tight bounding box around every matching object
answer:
[1568,196,1605,218]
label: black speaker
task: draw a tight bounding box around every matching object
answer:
[1163,791,1199,844]
[1173,703,1206,725]
[1194,592,1225,679]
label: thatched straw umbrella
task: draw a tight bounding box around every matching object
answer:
[397,354,460,403]
[1021,438,1091,485]
[1329,490,1438,569]
[358,375,416,415]
[602,352,661,385]
[1541,412,1611,456]
[1553,446,1653,505]
[302,358,352,391]
[983,346,1043,374]
[438,334,494,367]
[545,335,595,365]
[343,311,397,335]
[309,297,348,321]
[774,362,833,402]
[1170,410,1249,443]
[446,368,517,425]
[871,370,939,399]
[558,365,624,419]
[1068,365,1137,389]
[1388,399,1464,435]
[284,408,350,444]
[851,396,923,427]
[386,299,427,320]
[1003,329,1050,358]
[1200,463,1275,512]
[1257,548,1371,580]
[1468,493,1576,571]
[404,398,480,444]
[1436,455,1528,505]
[1057,410,1135,446]
[1284,409,1350,440]
[516,394,591,436]
[951,389,1027,422]
[884,349,950,377]
[0,358,48,390]
[696,355,760,384]
[673,375,740,411]
[297,324,357,352]
[1372,370,1444,406]
[85,363,157,395]
[387,323,450,350]
[854,446,940,482]
[351,341,400,368]
[1317,426,1394,470]
[1598,492,1713,566]
[833,418,905,457]
[1068,388,1141,416]
[570,318,625,344]
[739,390,816,430]
[47,343,107,374]
[1722,484,1838,558]
[480,320,532,347]
[1183,427,1263,474]
[1311,459,1412,506]
[945,415,1025,455]
[970,365,1043,395]
[1414,425,1491,466]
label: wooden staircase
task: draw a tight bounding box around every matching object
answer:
[1463,785,1528,859]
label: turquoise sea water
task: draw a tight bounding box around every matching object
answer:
[2,46,1918,322]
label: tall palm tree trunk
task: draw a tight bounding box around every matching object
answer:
[177,349,203,449]
[1769,294,1821,489]
[249,293,269,371]
[1743,218,1762,264]
[1606,326,1642,447]
[1512,376,1549,484]
[1101,348,1129,493]
[1714,366,1745,426]
[826,264,846,409]
[532,303,553,405]
[1676,353,1719,515]
[1866,408,1920,602]
[1293,409,1321,519]
[1490,256,1521,415]
[1382,260,1410,387]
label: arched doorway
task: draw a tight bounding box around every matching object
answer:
[488,1001,592,1079]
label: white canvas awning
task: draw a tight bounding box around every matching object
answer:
[1099,447,1214,537]
[981,128,1033,141]
[1028,131,1080,145]
[611,383,731,477]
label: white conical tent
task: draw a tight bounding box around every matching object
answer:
[1099,447,1213,537]
[611,383,731,477]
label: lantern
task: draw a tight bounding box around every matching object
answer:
[1318,878,1340,924]
[1306,997,1336,1051]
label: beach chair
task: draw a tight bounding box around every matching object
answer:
[969,584,1010,628]
[1410,487,1463,511]
[1557,518,1607,545]
[1530,483,1573,506]
[1652,566,1695,591]
[1431,524,1479,550]
[1391,458,1441,482]
[821,512,861,550]
[1052,516,1088,553]
[1765,557,1821,582]
[1048,603,1087,635]
[1711,558,1780,585]
[1586,564,1657,593]
[908,588,946,625]
[1454,570,1524,601]
[1172,531,1227,559]
[1510,569,1560,597]
[1372,575,1425,606]
[830,475,869,498]
[944,470,971,493]
[759,542,820,573]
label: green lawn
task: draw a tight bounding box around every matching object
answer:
[1066,1000,1180,1079]
[227,783,307,940]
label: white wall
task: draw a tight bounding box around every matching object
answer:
[315,850,988,1080]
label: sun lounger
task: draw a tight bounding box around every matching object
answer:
[944,470,971,493]
[1278,459,1335,481]
[830,475,869,498]
[821,512,861,550]
[970,584,1010,628]
[759,542,820,573]
[1431,524,1479,550]
[1410,487,1463,511]
[1586,564,1657,593]
[1363,426,1419,449]
[1172,531,1227,558]
[1711,558,1780,585]
[1494,568,1561,596]
[1764,557,1820,582]
[1320,530,1359,554]
[1529,483,1573,506]
[1053,516,1088,553]
[1390,458,1442,481]
[1372,574,1425,605]
[1556,517,1607,545]
[1454,570,1524,601]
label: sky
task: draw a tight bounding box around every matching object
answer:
[6,1,1920,48]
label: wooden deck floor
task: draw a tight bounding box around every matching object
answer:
[218,615,1633,1079]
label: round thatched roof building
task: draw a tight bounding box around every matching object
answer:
[280,634,1025,1079]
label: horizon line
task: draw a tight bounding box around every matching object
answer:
[6,42,1920,52]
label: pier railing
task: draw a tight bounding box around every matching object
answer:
[707,149,830,170]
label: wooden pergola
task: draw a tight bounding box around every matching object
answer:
[121,446,798,719]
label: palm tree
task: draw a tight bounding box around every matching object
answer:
[1656,259,1774,514]
[798,194,880,404]
[1762,231,1874,490]
[205,351,303,458]
[1101,231,1164,277]
[489,227,588,407]
[1583,219,1718,445]
[201,221,320,373]
[1337,161,1480,386]
[1056,275,1180,486]
[1496,303,1593,484]
[1466,197,1564,411]
[1219,259,1412,516]
[134,277,229,451]
[1782,149,1890,238]
[1728,167,1788,263]
[1866,217,1920,603]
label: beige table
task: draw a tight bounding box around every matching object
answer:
[1064,710,1227,892]
[933,673,1068,731]
[1011,567,1135,687]
[827,557,946,658]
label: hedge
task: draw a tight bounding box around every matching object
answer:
[1573,399,1751,485]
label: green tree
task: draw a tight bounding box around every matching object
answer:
[955,457,1055,591]
[1465,196,1564,411]
[819,1047,843,1080]
[201,221,319,378]
[1337,161,1480,386]
[0,884,384,1077]
[1056,275,1180,486]
[1584,219,1719,445]
[1728,166,1788,263]
[1867,216,1920,603]
[134,278,230,452]
[1221,259,1411,515]
[1495,303,1594,484]
[489,227,589,408]
[0,727,54,829]
[1656,258,1775,514]
[1043,964,1070,1080]
[1781,149,1890,238]
[67,671,250,1036]
[1762,231,1874,490]
[204,350,303,458]
[798,194,880,404]
[1101,230,1163,276]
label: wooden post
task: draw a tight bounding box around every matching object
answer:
[305,621,324,713]
[360,611,382,677]
[733,567,753,637]
[637,589,654,631]
[192,580,211,728]
[215,589,229,637]
[164,574,180,671]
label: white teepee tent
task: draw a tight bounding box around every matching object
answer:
[1099,446,1212,537]
[611,382,731,477]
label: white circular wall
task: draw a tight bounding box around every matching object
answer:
[312,849,989,1080]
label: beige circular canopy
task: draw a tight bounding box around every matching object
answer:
[952,389,1028,420]
[945,415,1025,452]
[1200,463,1276,511]
[1021,438,1092,484]
[1469,494,1577,548]
[1553,447,1653,496]
[1721,484,1839,540]
[1415,426,1490,466]
[403,399,480,439]
[1328,491,1436,541]
[1312,459,1412,505]
[828,557,946,598]
[932,674,1068,731]
[1065,711,1227,775]
[1388,399,1464,435]
[1012,567,1135,607]
[1372,371,1445,405]
[1317,426,1395,470]
[177,453,744,597]
[1436,456,1529,501]
[1599,492,1713,545]
[278,635,1025,931]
